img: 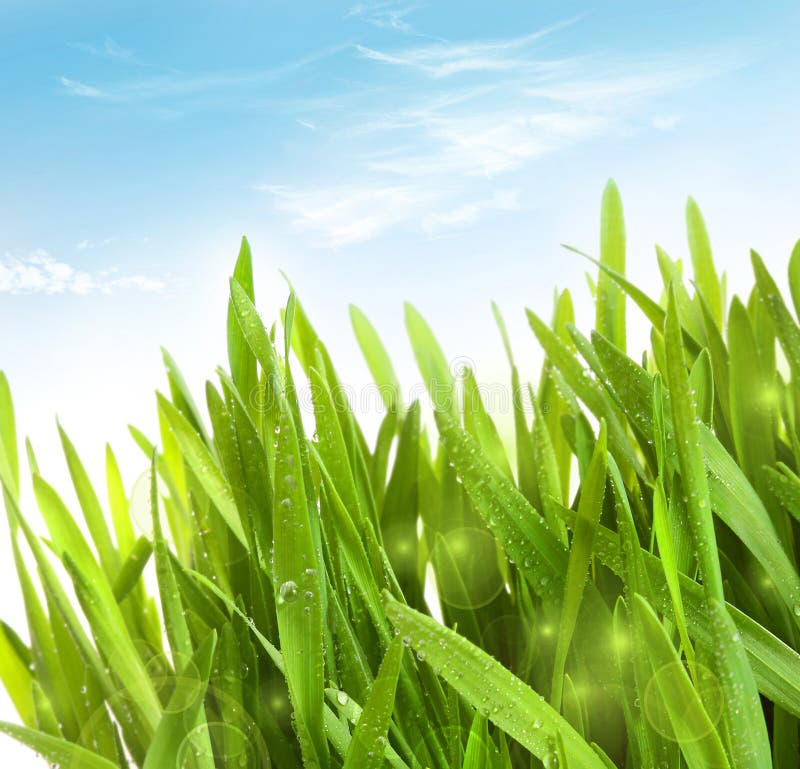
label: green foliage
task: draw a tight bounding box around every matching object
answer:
[2,181,800,768]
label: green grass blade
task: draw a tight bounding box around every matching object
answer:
[57,422,120,578]
[632,594,731,769]
[0,372,19,498]
[383,593,607,769]
[105,444,135,557]
[686,196,723,327]
[664,286,724,603]
[0,722,120,769]
[727,296,776,491]
[434,410,567,596]
[343,636,403,769]
[705,598,771,769]
[597,178,626,351]
[350,304,402,414]
[550,421,607,711]
[157,393,248,550]
[788,239,800,320]
[526,308,643,481]
[227,236,259,407]
[273,394,329,769]
[0,624,35,727]
[751,249,800,382]
[462,365,512,478]
[405,302,457,418]
[142,630,217,769]
[111,535,152,602]
[652,477,693,663]
[688,347,714,426]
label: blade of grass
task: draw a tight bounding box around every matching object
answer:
[632,594,730,769]
[383,593,608,769]
[686,196,723,327]
[597,178,627,352]
[157,393,248,550]
[550,421,607,711]
[350,304,402,414]
[343,635,404,769]
[273,393,329,769]
[0,722,120,769]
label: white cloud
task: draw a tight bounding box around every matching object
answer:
[75,237,114,250]
[652,114,681,131]
[346,2,421,34]
[71,37,135,62]
[0,251,165,295]
[58,44,348,106]
[59,76,107,99]
[256,183,439,247]
[367,110,610,177]
[260,24,746,246]
[350,48,741,180]
[355,18,582,77]
[423,189,519,231]
[296,118,316,130]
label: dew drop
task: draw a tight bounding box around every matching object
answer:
[278,580,299,604]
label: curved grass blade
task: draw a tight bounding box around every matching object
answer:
[462,365,512,479]
[434,410,567,596]
[57,422,120,579]
[405,303,457,419]
[383,593,607,769]
[526,308,643,481]
[632,594,730,769]
[350,304,402,414]
[0,722,120,769]
[111,535,153,603]
[157,393,248,550]
[343,635,404,769]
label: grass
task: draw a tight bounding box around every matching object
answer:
[2,179,800,768]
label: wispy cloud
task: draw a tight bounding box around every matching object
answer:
[58,44,348,106]
[60,76,107,99]
[245,19,747,247]
[365,110,610,177]
[347,44,743,178]
[70,37,136,63]
[652,114,681,131]
[346,2,422,34]
[76,237,114,251]
[0,251,165,295]
[256,183,439,247]
[356,17,582,77]
[423,189,519,232]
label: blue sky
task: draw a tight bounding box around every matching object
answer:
[1,2,800,761]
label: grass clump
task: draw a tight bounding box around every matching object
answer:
[2,179,800,768]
